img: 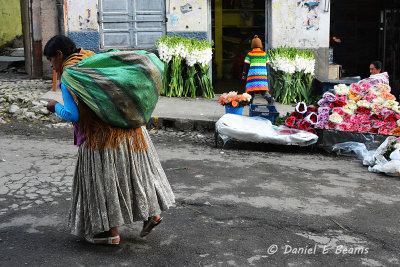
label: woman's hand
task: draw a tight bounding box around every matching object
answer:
[47,99,59,113]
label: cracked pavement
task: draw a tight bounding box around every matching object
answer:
[0,124,400,266]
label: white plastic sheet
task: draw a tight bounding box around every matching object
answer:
[331,142,376,166]
[331,137,400,177]
[215,114,318,146]
[368,136,400,177]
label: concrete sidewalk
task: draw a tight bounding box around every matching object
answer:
[40,89,295,131]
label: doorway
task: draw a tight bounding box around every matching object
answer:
[380,8,400,95]
[212,0,266,94]
[330,0,400,97]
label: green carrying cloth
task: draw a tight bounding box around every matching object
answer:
[61,50,164,128]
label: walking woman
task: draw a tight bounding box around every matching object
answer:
[44,35,175,245]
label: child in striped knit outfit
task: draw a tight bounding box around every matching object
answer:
[242,35,274,105]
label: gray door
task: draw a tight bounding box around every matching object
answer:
[98,0,165,49]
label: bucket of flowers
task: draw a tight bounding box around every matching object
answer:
[218,91,252,115]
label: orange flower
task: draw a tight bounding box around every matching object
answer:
[219,92,251,107]
[349,91,357,98]
[381,92,396,100]
[349,91,361,101]
[390,127,400,136]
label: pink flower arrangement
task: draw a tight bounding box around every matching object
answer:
[318,107,330,115]
[386,122,398,129]
[336,94,347,102]
[373,120,385,127]
[286,82,400,136]
[337,123,348,131]
[356,113,369,122]
[332,107,344,116]
[317,99,330,107]
[356,107,371,114]
[358,125,371,133]
[315,120,328,129]
[371,103,383,113]
[350,115,360,124]
[379,127,391,135]
[323,92,337,102]
[342,114,351,123]
[364,93,377,102]
[350,84,363,95]
[285,105,320,133]
[360,83,371,93]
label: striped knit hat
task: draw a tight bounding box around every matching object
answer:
[251,35,262,49]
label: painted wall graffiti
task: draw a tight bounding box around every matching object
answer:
[66,0,99,52]
[298,0,321,30]
[67,0,98,31]
[271,0,329,48]
[78,9,93,31]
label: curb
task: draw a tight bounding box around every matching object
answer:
[147,116,216,132]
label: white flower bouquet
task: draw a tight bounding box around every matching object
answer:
[156,36,214,98]
[269,46,315,104]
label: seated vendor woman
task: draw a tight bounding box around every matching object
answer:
[367,60,389,85]
[358,60,389,86]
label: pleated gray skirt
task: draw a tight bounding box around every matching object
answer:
[68,127,175,237]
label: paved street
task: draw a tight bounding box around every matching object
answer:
[0,122,399,266]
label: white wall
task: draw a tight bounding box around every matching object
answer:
[166,0,208,32]
[66,0,99,32]
[271,0,330,48]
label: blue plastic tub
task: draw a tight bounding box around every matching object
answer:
[249,104,280,122]
[225,106,244,115]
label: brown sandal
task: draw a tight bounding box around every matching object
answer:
[140,217,163,237]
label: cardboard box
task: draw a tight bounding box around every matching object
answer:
[328,64,341,80]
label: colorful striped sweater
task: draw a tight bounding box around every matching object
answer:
[243,48,270,92]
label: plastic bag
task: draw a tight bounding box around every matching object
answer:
[331,142,376,166]
[319,129,387,151]
[368,136,400,176]
[215,114,318,146]
[390,148,400,161]
[372,136,398,166]
[368,161,400,177]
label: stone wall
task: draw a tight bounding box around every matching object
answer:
[41,0,59,78]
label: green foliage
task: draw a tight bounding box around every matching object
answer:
[273,112,291,126]
[383,140,397,161]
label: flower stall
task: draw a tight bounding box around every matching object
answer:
[156,36,214,98]
[269,46,315,104]
[284,81,400,152]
